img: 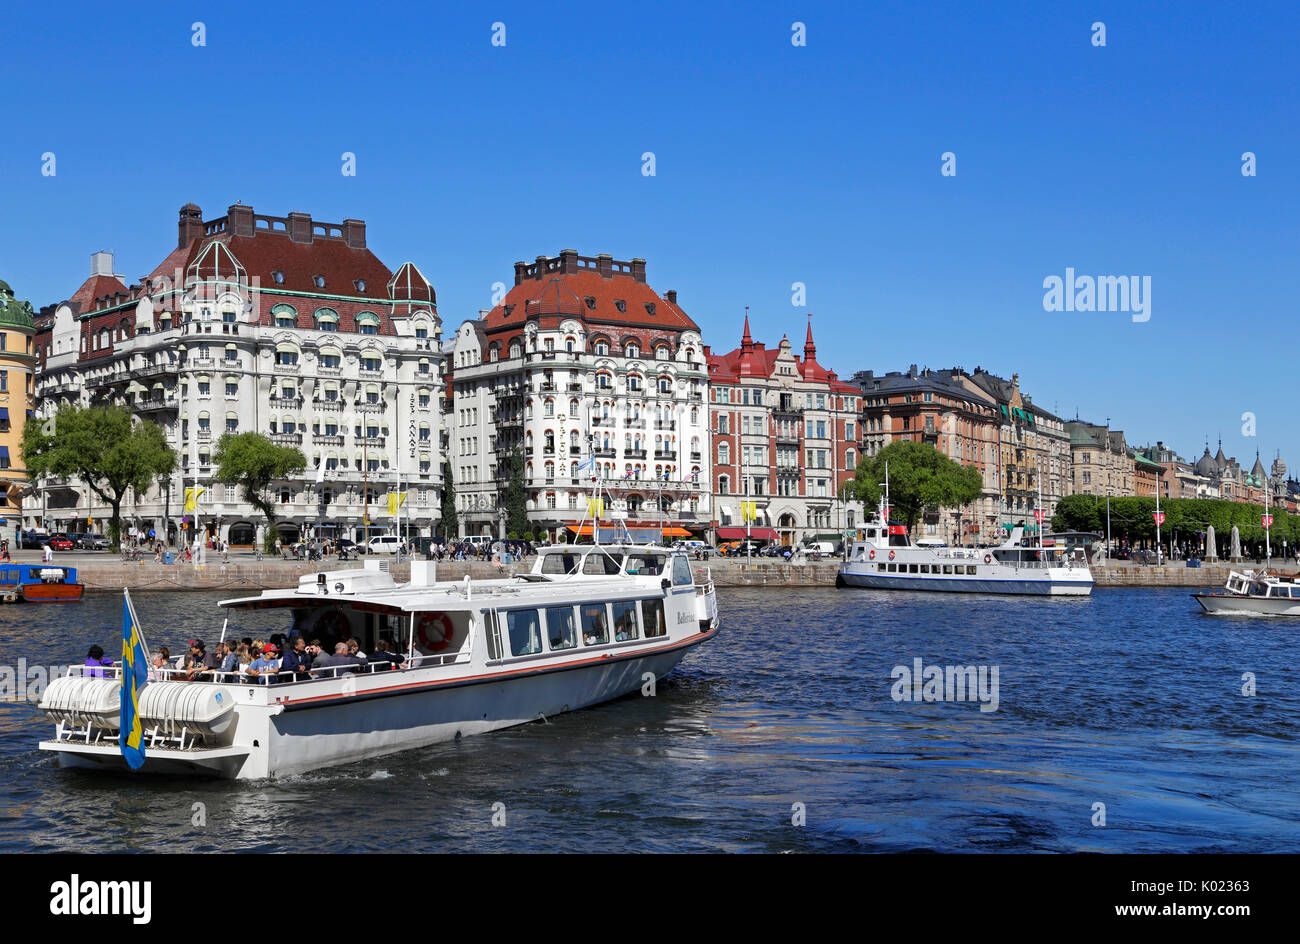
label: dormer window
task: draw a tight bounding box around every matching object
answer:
[313,275,326,289]
[271,270,285,285]
[614,299,626,313]
[584,296,596,310]
[644,303,656,316]
[354,279,367,293]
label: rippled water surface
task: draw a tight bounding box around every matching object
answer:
[2,587,1297,852]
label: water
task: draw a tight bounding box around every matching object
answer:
[1,587,1297,852]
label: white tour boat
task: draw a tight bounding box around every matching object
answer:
[838,496,1093,596]
[1192,570,1300,616]
[38,546,720,779]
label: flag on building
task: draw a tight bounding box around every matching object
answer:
[184,487,205,511]
[119,590,150,771]
[741,501,758,523]
[587,498,604,518]
[577,455,595,472]
[386,492,408,516]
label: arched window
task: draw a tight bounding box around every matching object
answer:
[364,384,380,404]
[624,342,639,358]
[656,345,669,360]
[414,321,430,339]
[356,311,380,335]
[225,411,239,432]
[274,342,299,365]
[627,373,642,393]
[198,410,211,430]
[313,307,339,331]
[271,304,297,328]
[718,474,730,495]
[593,339,609,356]
[417,358,430,375]
[658,374,672,394]
[544,398,554,417]
[597,372,612,390]
[419,422,430,442]
[508,340,521,359]
[718,443,729,465]
[565,336,575,353]
[224,343,238,362]
[319,345,342,369]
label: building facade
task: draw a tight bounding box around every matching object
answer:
[854,365,1002,543]
[449,250,710,540]
[706,317,862,546]
[1065,421,1135,498]
[27,203,444,545]
[0,280,37,516]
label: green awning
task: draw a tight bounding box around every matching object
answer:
[999,405,1009,416]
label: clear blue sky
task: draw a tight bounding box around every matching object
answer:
[2,1,1296,469]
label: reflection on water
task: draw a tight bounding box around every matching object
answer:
[1,587,1298,852]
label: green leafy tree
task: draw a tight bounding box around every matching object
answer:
[439,459,458,539]
[849,440,983,531]
[21,405,175,547]
[212,432,305,543]
[504,447,529,537]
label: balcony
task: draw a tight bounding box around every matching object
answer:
[271,432,303,445]
[361,436,386,447]
[627,449,647,459]
[566,383,584,392]
[537,382,556,393]
[625,419,646,429]
[654,421,676,430]
[317,366,342,377]
[594,447,616,458]
[197,428,212,439]
[776,434,800,445]
[690,451,701,462]
[269,397,304,409]
[358,369,383,380]
[356,401,385,413]
[313,399,344,411]
[689,391,703,401]
[569,446,582,456]
[313,434,344,445]
[133,362,176,380]
[592,418,614,428]
[135,396,178,413]
[273,362,299,374]
[653,450,674,460]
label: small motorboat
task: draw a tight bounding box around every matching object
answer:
[1192,570,1300,616]
[1,565,85,603]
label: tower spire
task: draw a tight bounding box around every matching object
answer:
[804,313,816,361]
[741,306,753,352]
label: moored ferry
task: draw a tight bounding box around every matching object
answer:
[0,564,84,603]
[38,545,719,779]
[838,498,1093,596]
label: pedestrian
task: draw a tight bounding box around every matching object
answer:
[0,539,9,562]
[42,542,53,563]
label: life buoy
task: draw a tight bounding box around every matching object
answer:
[984,554,992,564]
[888,549,896,561]
[868,549,876,561]
[416,612,455,651]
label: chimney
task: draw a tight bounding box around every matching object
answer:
[558,249,579,274]
[342,218,367,249]
[513,261,528,286]
[665,289,677,305]
[596,254,613,279]
[90,250,115,277]
[178,203,204,248]
[629,257,646,282]
[227,203,255,237]
[908,363,918,378]
[287,211,313,245]
[534,256,548,280]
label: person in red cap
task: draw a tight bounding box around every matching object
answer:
[246,643,281,684]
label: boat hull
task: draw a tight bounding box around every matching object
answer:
[20,583,85,602]
[1192,593,1300,616]
[41,629,715,779]
[838,567,1092,596]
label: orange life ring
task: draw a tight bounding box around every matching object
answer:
[868,549,876,560]
[984,553,992,564]
[888,549,896,561]
[416,612,454,651]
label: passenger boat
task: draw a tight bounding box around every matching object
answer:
[0,565,84,603]
[838,492,1093,596]
[1191,570,1300,616]
[38,547,720,779]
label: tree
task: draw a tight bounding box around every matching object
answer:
[439,459,458,539]
[849,440,983,531]
[212,432,305,543]
[22,405,175,547]
[504,447,529,537]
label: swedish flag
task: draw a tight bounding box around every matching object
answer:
[120,591,149,770]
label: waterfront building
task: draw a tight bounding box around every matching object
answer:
[1190,440,1268,503]
[706,317,862,546]
[1065,421,1134,497]
[27,203,444,545]
[448,251,709,540]
[0,280,37,515]
[854,365,1001,543]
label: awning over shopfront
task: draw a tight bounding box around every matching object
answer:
[567,524,693,541]
[716,527,779,541]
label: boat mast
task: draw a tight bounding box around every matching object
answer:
[1265,480,1272,567]
[1155,479,1161,565]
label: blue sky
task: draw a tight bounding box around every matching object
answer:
[2,1,1296,468]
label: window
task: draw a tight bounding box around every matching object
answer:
[313,275,326,289]
[415,325,428,339]
[272,304,297,327]
[356,312,380,335]
[507,610,543,656]
[225,413,238,432]
[314,308,339,332]
[545,607,577,651]
[612,601,639,641]
[418,388,430,407]
[197,378,211,396]
[225,344,237,362]
[354,279,367,293]
[580,603,609,645]
[673,556,692,586]
[642,598,667,638]
[361,356,382,371]
[275,347,298,365]
[271,270,285,285]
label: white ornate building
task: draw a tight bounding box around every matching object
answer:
[27,203,444,545]
[448,250,711,539]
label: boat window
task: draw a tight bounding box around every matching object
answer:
[583,553,624,575]
[642,598,667,638]
[919,564,930,574]
[909,564,919,574]
[485,612,502,660]
[580,604,609,645]
[541,552,581,575]
[506,609,543,656]
[943,565,952,574]
[625,553,667,575]
[545,606,578,651]
[672,556,692,587]
[878,563,886,572]
[966,566,977,575]
[886,563,895,572]
[613,601,639,641]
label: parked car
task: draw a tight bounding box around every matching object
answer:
[48,533,76,551]
[78,533,109,550]
[19,531,51,550]
[365,534,402,555]
[335,538,361,555]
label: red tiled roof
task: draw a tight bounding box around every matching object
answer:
[707,319,858,393]
[211,233,397,304]
[65,274,129,314]
[485,269,698,335]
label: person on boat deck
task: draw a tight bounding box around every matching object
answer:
[246,643,281,684]
[147,652,168,682]
[315,642,363,674]
[218,641,239,678]
[83,645,113,678]
[369,638,405,670]
[280,637,313,681]
[306,639,329,670]
[185,639,220,682]
[346,637,368,665]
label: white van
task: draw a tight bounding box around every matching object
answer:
[366,534,401,555]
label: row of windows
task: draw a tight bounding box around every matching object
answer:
[877,562,979,575]
[487,598,670,660]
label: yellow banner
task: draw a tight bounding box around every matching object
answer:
[184,487,206,511]
[587,498,604,518]
[387,492,398,516]
[741,501,757,523]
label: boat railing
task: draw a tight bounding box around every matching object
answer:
[66,650,471,686]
